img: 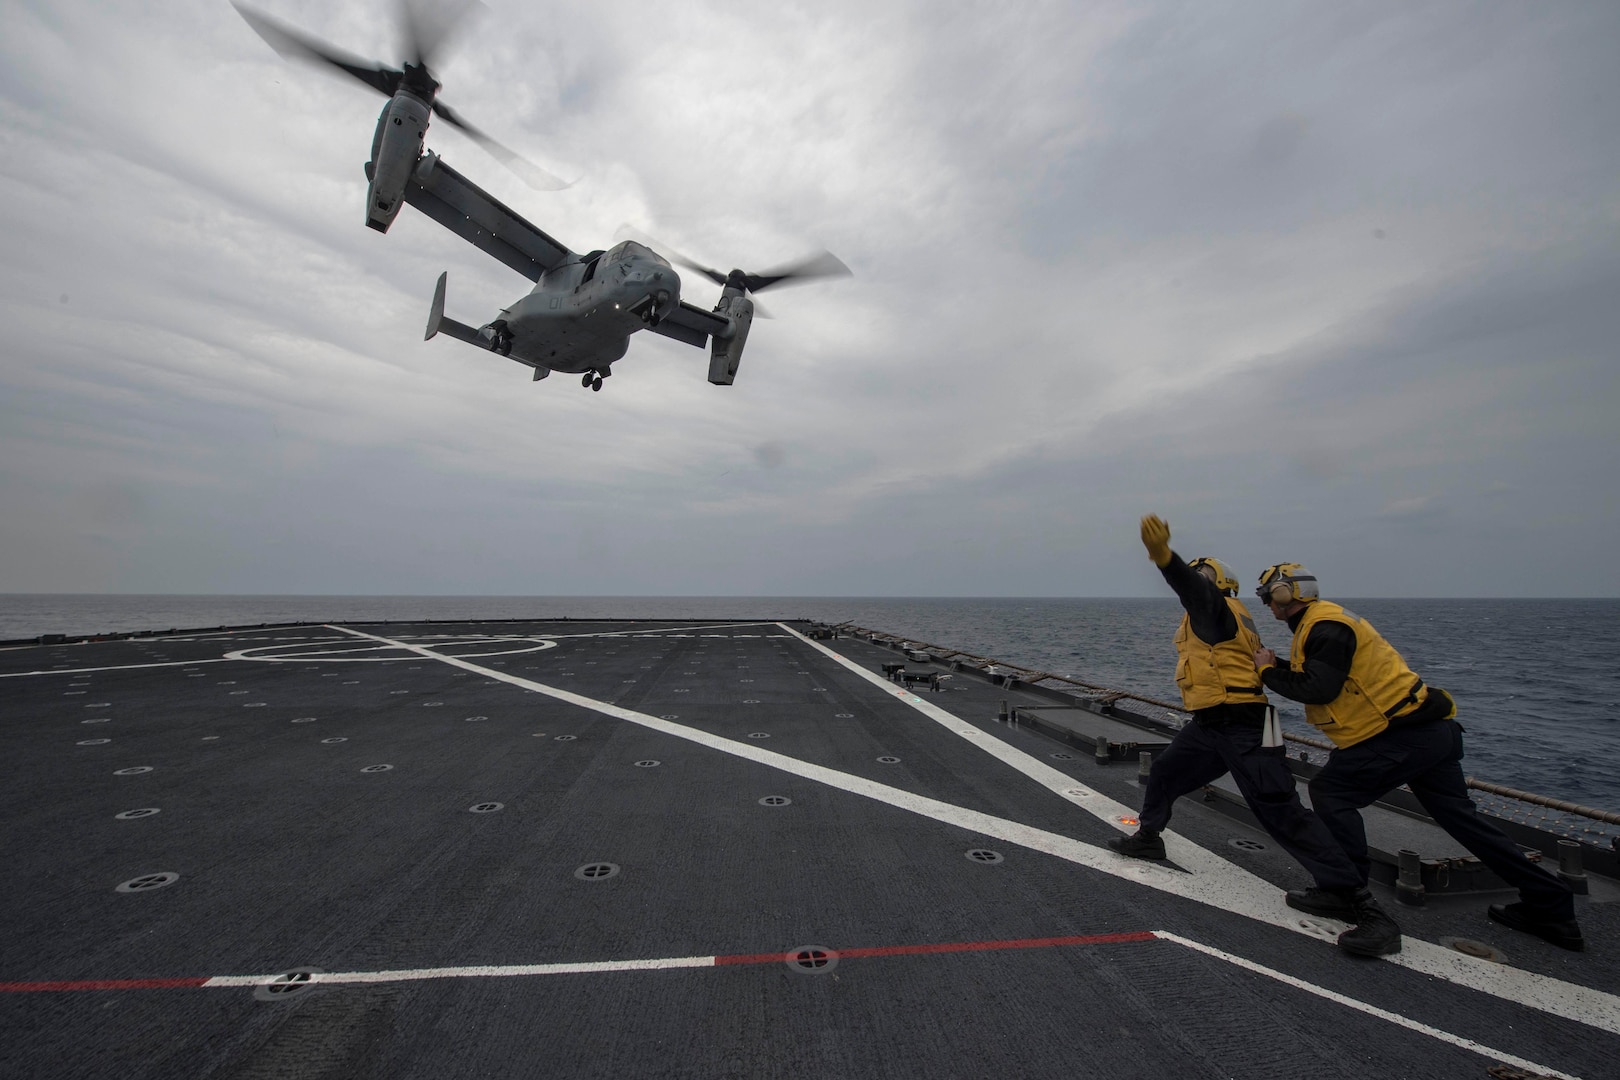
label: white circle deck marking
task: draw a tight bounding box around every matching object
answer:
[115,808,160,820]
[81,718,109,724]
[77,738,110,746]
[321,737,348,744]
[114,767,152,775]
[225,636,557,665]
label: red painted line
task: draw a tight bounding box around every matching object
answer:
[3,932,1158,989]
[0,977,209,993]
[715,931,1155,966]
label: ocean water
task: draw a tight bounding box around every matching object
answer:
[3,595,1616,817]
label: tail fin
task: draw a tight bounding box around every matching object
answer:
[426,271,449,340]
[424,272,483,346]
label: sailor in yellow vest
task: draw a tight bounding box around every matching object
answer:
[1253,563,1583,952]
[1110,518,1398,955]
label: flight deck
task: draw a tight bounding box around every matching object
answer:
[1,619,1615,1079]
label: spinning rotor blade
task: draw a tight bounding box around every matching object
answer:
[237,2,565,193]
[431,100,572,191]
[741,251,851,294]
[233,2,401,97]
[615,226,849,293]
[614,224,848,315]
[398,0,483,72]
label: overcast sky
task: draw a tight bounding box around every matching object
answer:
[1,1,1616,597]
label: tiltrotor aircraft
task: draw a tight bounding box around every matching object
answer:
[235,2,850,390]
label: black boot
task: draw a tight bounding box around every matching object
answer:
[1285,887,1359,920]
[1106,830,1166,860]
[1336,890,1402,957]
[1488,903,1585,952]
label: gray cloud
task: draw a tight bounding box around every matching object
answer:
[0,0,1615,597]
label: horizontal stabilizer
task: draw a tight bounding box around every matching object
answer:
[436,315,483,347]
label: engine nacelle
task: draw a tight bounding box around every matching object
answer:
[365,92,432,233]
[707,292,754,385]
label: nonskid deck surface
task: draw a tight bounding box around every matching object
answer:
[1,619,1616,1079]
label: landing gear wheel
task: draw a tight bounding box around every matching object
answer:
[582,372,595,388]
[590,377,603,391]
[489,321,512,357]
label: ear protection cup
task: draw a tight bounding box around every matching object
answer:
[1258,563,1318,604]
[1188,557,1239,594]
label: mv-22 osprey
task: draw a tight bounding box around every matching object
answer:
[235,3,849,391]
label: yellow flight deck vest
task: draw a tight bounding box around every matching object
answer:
[1173,597,1269,711]
[1290,600,1430,748]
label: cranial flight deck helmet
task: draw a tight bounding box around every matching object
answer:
[1257,563,1320,606]
[1188,557,1239,596]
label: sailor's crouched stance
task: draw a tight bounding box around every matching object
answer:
[1110,517,1401,957]
[1253,562,1583,953]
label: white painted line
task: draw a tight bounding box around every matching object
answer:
[1384,939,1620,1037]
[545,622,779,640]
[326,624,1620,1038]
[325,626,1261,912]
[778,623,1620,1038]
[1155,931,1585,1080]
[0,658,237,678]
[204,955,718,987]
[775,624,1278,901]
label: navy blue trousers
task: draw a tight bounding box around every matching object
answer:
[1309,720,1575,919]
[1139,720,1363,892]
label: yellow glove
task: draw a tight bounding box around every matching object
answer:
[1139,515,1172,567]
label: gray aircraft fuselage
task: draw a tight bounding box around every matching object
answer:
[489,242,680,375]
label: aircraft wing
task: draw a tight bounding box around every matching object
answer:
[396,153,574,281]
[650,301,731,348]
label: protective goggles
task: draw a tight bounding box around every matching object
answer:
[1256,565,1317,604]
